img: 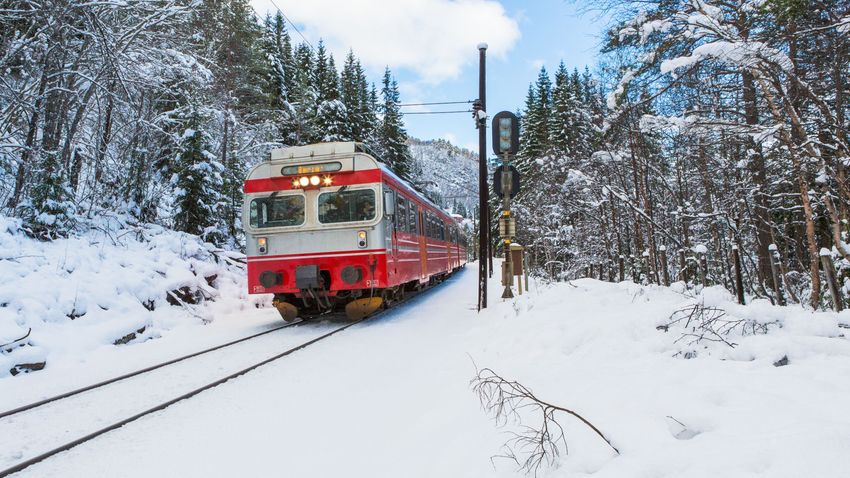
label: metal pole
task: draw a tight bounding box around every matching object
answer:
[501,152,513,299]
[477,43,488,311]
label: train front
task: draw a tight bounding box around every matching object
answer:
[242,142,390,320]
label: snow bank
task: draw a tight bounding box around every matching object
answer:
[0,214,258,378]
[472,278,850,476]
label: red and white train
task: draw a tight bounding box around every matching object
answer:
[243,142,467,320]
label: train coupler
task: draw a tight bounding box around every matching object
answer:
[272,298,299,322]
[344,297,383,320]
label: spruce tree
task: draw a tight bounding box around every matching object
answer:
[262,12,297,143]
[290,44,318,144]
[173,106,225,242]
[341,51,370,141]
[314,53,351,141]
[549,61,575,157]
[378,67,412,181]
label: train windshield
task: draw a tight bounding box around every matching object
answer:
[318,189,376,224]
[250,195,305,228]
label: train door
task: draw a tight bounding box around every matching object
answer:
[418,209,427,281]
[384,187,397,281]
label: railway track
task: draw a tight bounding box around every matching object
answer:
[0,316,366,478]
[0,320,305,421]
[0,278,448,477]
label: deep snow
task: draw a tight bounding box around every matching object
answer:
[4,257,850,477]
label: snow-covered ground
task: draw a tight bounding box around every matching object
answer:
[4,255,850,477]
[0,214,262,379]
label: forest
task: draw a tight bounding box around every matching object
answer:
[513,0,850,310]
[3,0,850,310]
[0,0,413,247]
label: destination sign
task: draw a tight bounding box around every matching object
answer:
[281,162,342,176]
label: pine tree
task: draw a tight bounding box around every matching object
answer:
[290,43,318,144]
[341,50,373,142]
[549,61,575,157]
[378,67,412,181]
[314,52,350,141]
[262,12,297,143]
[173,106,225,242]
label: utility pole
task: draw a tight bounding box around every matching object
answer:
[476,43,488,311]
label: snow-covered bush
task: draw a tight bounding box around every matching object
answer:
[0,213,251,378]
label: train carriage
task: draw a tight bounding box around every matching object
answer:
[243,142,467,320]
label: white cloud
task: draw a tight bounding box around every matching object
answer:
[251,0,520,84]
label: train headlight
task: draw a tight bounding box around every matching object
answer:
[298,176,310,187]
[357,230,367,249]
[310,175,321,186]
[322,175,333,186]
[257,237,268,255]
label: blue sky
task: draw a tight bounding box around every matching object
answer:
[250,0,610,151]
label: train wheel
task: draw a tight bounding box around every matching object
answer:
[272,298,299,322]
[344,297,383,320]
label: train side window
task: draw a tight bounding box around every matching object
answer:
[397,198,408,232]
[410,204,419,235]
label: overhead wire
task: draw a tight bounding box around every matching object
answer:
[268,0,314,51]
[398,100,474,107]
[400,110,473,115]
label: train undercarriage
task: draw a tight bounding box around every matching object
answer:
[270,272,455,321]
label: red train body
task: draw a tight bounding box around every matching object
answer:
[242,142,467,319]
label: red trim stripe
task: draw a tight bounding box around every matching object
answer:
[244,169,382,193]
[247,248,386,261]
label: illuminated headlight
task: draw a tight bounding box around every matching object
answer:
[357,230,367,249]
[257,237,268,255]
[322,175,333,186]
[310,175,321,186]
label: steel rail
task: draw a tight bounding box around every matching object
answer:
[0,315,369,478]
[0,320,304,420]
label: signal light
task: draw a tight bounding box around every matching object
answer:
[357,230,367,249]
[257,237,268,255]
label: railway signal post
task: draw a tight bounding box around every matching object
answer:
[492,111,521,299]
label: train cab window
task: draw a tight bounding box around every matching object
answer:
[250,195,305,228]
[318,189,376,224]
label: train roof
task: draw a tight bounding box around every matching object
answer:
[259,142,459,226]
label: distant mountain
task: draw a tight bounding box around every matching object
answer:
[407,138,478,219]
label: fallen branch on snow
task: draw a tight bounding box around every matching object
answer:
[658,301,776,349]
[471,367,619,476]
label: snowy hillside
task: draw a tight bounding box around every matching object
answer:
[408,138,478,218]
[0,214,261,378]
